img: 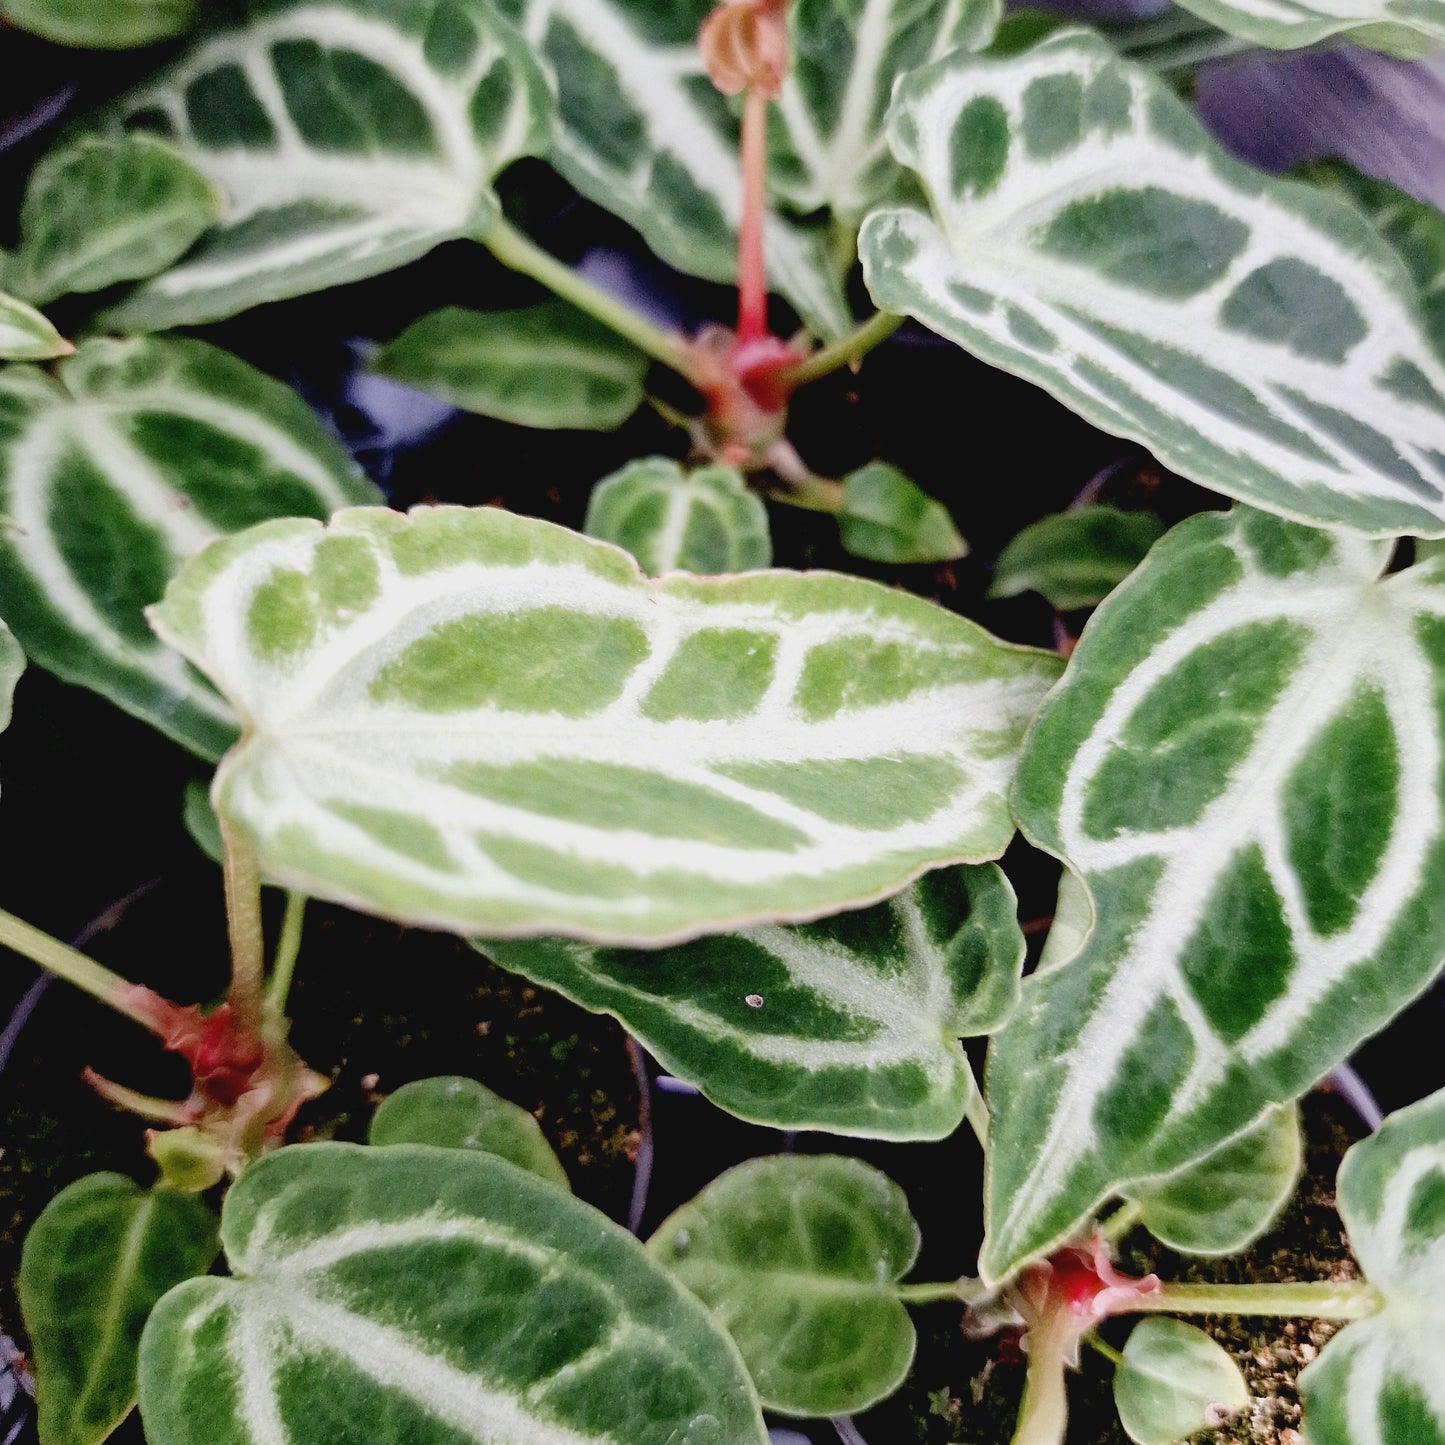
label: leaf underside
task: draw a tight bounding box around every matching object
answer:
[0,291,70,361]
[1171,0,1444,56]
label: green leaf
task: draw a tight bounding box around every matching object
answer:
[648,1155,919,1416]
[0,619,23,738]
[491,0,848,338]
[860,33,1445,539]
[369,1076,570,1190]
[0,291,72,362]
[150,505,1059,944]
[984,506,1445,1284]
[838,463,967,565]
[770,0,1002,224]
[481,864,1023,1139]
[370,302,649,431]
[1114,1318,1248,1445]
[584,458,772,574]
[1123,1103,1302,1256]
[990,506,1166,612]
[1300,1087,1445,1445]
[0,335,379,760]
[137,1142,769,1445]
[8,136,221,308]
[0,0,193,47]
[18,1174,218,1445]
[94,0,552,333]
[1170,0,1443,55]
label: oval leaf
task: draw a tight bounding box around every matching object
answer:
[0,335,378,759]
[648,1155,920,1417]
[94,0,552,332]
[1299,1086,1445,1445]
[370,1076,570,1189]
[137,1142,769,1445]
[585,459,772,575]
[838,463,967,565]
[984,506,1445,1284]
[860,33,1445,538]
[18,1174,218,1445]
[0,291,71,362]
[371,302,648,431]
[1114,1318,1248,1445]
[149,505,1060,944]
[0,0,193,46]
[990,506,1166,612]
[9,135,221,307]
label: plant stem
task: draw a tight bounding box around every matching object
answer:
[1083,1333,1125,1369]
[264,892,307,1016]
[1134,1280,1384,1320]
[737,85,771,343]
[485,217,699,383]
[895,1277,990,1306]
[1097,1200,1143,1244]
[765,472,845,514]
[0,906,161,1034]
[778,309,903,388]
[965,1081,991,1152]
[221,818,266,1032]
[1011,1334,1070,1445]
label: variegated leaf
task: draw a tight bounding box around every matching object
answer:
[94,0,552,333]
[481,864,1023,1139]
[1171,0,1444,56]
[8,135,222,308]
[983,506,1445,1284]
[137,1143,770,1445]
[490,0,848,338]
[1299,1086,1445,1445]
[0,335,378,760]
[1114,1318,1248,1445]
[0,292,71,362]
[0,0,193,47]
[149,505,1060,944]
[859,33,1445,539]
[770,0,1000,224]
[584,458,772,575]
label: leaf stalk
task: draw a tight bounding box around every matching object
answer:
[1134,1280,1383,1320]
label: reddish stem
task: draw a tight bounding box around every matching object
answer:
[737,85,771,344]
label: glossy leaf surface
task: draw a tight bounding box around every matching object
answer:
[1299,1087,1445,1445]
[8,135,221,306]
[369,1076,569,1189]
[985,507,1445,1283]
[482,864,1023,1139]
[96,0,551,332]
[0,336,376,759]
[0,292,71,362]
[152,505,1059,943]
[860,33,1445,538]
[990,506,1166,612]
[648,1155,919,1417]
[370,302,649,431]
[19,1174,218,1445]
[0,0,193,47]
[584,459,772,575]
[838,463,967,565]
[1114,1318,1248,1445]
[138,1143,769,1445]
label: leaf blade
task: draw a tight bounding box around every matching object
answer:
[990,506,1166,612]
[0,0,194,47]
[0,292,71,362]
[1114,1318,1248,1445]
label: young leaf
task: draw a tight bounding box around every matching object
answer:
[0,336,378,759]
[859,33,1445,539]
[648,1155,920,1417]
[18,1174,218,1445]
[0,620,22,736]
[490,0,848,339]
[1299,1086,1445,1445]
[369,1076,570,1190]
[584,458,772,574]
[0,0,194,47]
[838,463,967,565]
[770,0,1002,224]
[990,507,1166,612]
[984,506,1445,1284]
[8,135,222,307]
[137,1142,770,1445]
[370,302,649,431]
[1122,1103,1303,1256]
[0,292,71,362]
[1113,1318,1248,1445]
[481,864,1023,1140]
[1171,0,1443,56]
[94,0,552,333]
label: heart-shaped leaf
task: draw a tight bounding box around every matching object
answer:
[1114,1318,1248,1445]
[0,0,194,47]
[18,1174,218,1445]
[990,506,1166,612]
[648,1155,920,1416]
[584,458,772,575]
[984,506,1445,1284]
[0,292,71,361]
[1299,1086,1445,1445]
[482,863,1023,1139]
[0,335,379,759]
[838,463,967,565]
[860,33,1445,538]
[150,505,1059,943]
[137,1143,770,1445]
[1172,0,1444,56]
[94,0,552,332]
